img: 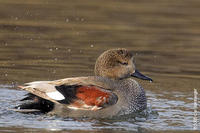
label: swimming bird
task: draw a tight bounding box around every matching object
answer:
[15,48,152,118]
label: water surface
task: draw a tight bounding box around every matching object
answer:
[0,0,200,132]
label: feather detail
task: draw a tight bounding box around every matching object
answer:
[46,91,65,100]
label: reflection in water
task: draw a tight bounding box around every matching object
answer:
[0,0,200,132]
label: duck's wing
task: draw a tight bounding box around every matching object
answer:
[19,77,118,111]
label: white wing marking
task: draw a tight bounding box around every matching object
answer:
[46,91,65,100]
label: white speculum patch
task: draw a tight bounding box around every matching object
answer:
[46,91,65,100]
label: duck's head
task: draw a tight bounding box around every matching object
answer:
[95,48,153,81]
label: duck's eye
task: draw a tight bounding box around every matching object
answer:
[118,61,128,65]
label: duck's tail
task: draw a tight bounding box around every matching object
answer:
[14,93,54,113]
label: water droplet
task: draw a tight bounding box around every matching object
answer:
[81,18,84,21]
[55,47,58,50]
[65,18,69,22]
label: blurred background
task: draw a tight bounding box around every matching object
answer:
[0,0,200,132]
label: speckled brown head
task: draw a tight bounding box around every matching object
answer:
[95,48,153,81]
[95,48,135,79]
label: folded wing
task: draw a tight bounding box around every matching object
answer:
[18,78,118,111]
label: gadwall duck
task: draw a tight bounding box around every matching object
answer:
[15,48,152,118]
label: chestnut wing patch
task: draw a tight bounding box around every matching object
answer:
[55,85,118,111]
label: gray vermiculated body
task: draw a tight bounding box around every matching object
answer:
[49,76,147,118]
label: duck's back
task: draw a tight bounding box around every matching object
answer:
[15,76,118,116]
